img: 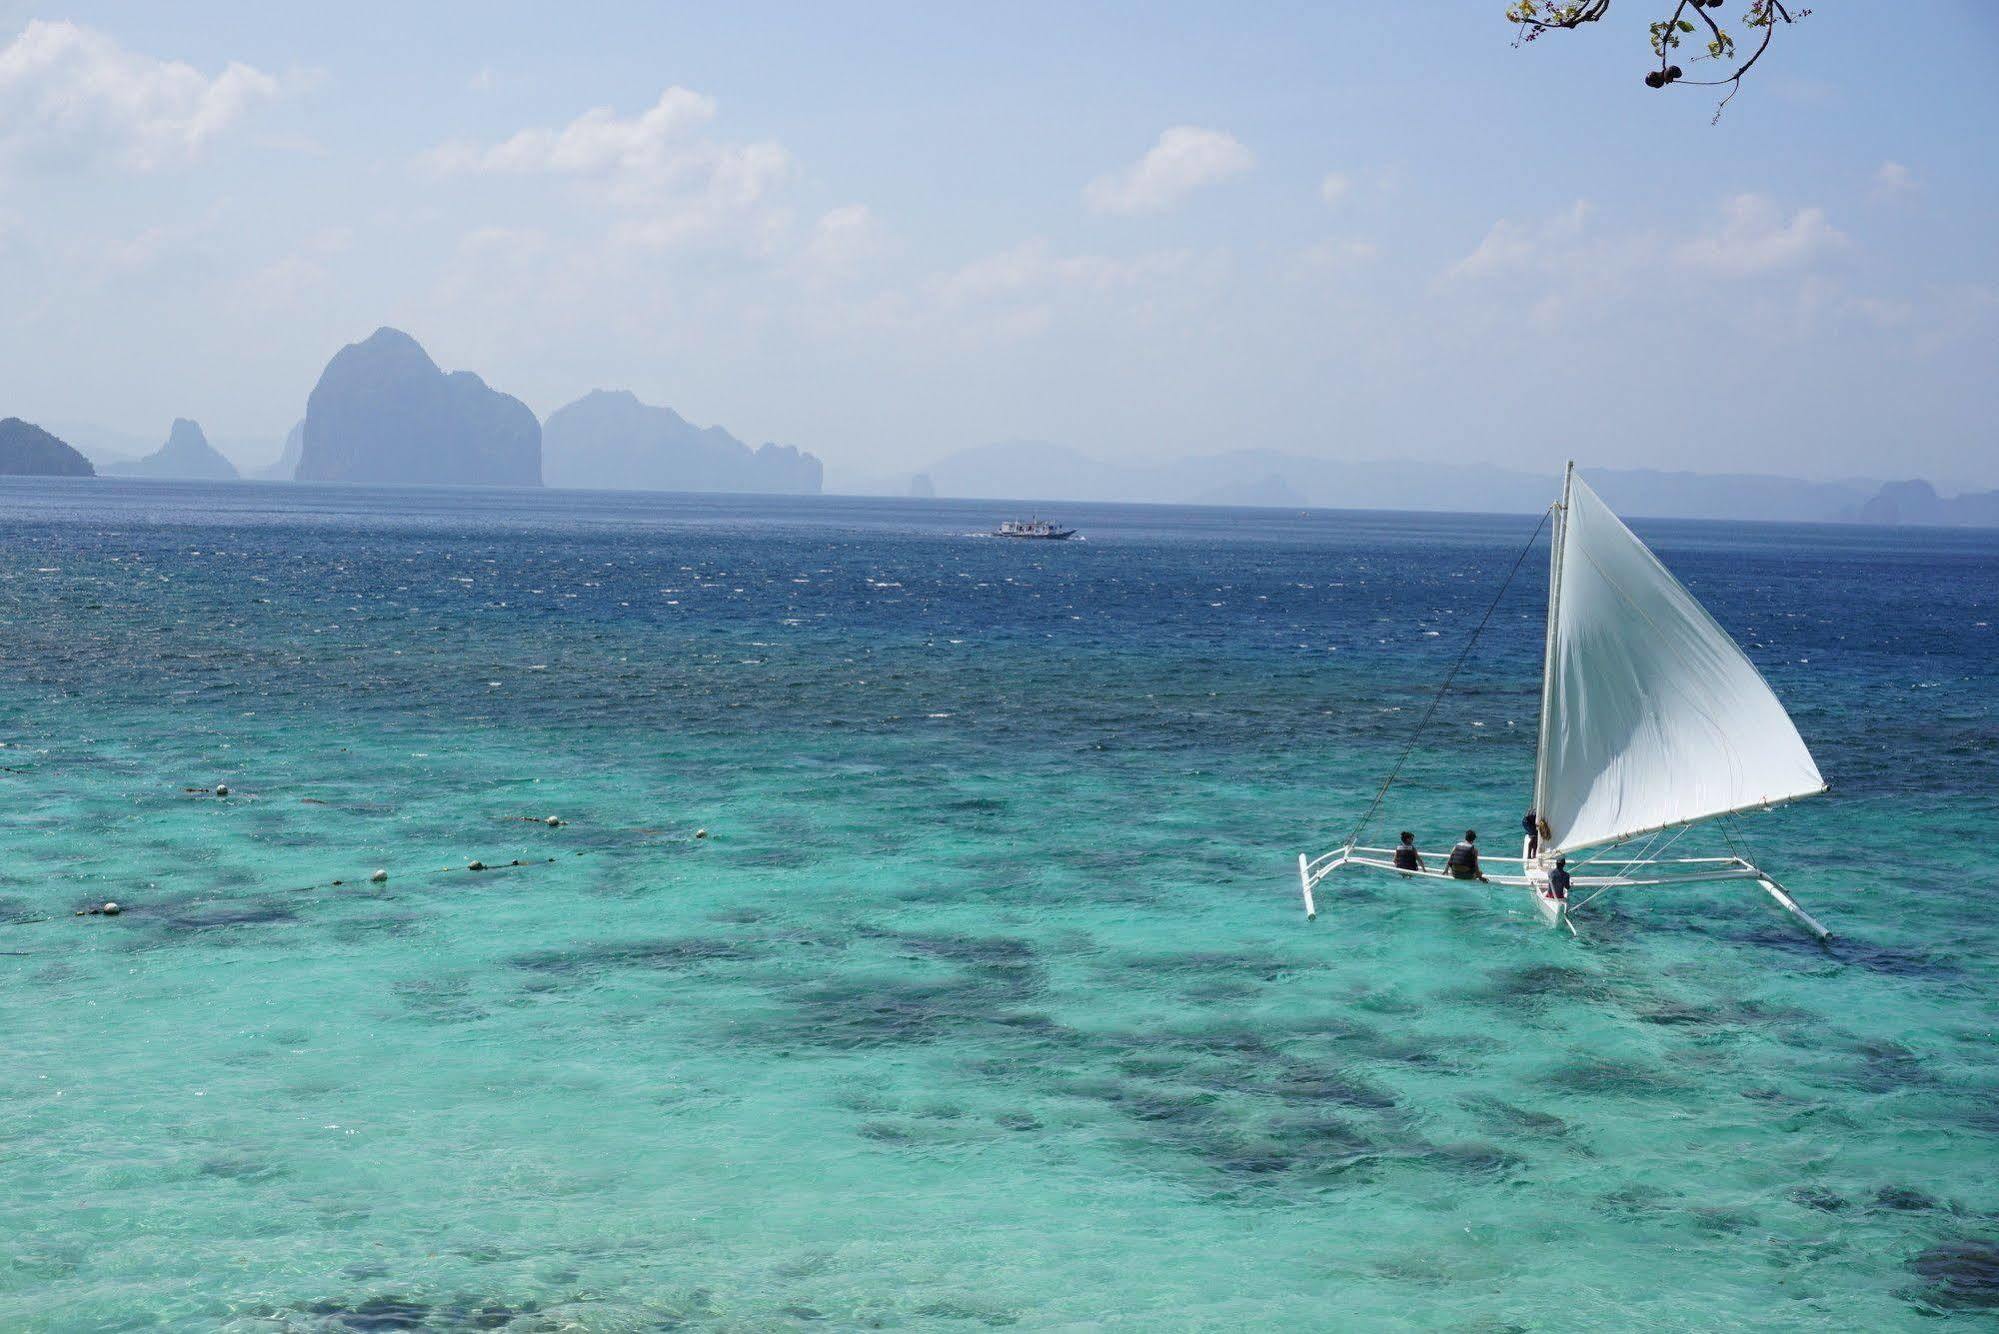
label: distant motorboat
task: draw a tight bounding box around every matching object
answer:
[994,517,1076,540]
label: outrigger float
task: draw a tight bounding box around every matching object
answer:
[1299,464,1832,942]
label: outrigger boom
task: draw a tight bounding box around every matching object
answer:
[1297,842,1830,941]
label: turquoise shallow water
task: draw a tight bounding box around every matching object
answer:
[2,478,1996,1330]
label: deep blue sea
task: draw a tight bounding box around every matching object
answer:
[3,478,1996,1330]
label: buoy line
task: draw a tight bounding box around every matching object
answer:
[25,821,713,931]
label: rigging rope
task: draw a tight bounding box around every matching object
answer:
[1342,504,1555,851]
[1718,812,1762,872]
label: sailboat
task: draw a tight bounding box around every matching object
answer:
[1298,464,1832,940]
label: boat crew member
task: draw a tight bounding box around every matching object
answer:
[1392,831,1425,873]
[1447,830,1488,882]
[1522,808,1541,858]
[1547,856,1572,901]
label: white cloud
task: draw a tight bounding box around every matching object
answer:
[62,213,229,298]
[1434,201,1666,334]
[1449,195,1841,290]
[1675,194,1846,275]
[1299,237,1380,275]
[1319,172,1352,207]
[607,140,794,250]
[1445,200,1592,282]
[231,225,354,312]
[0,19,280,170]
[1448,219,1534,281]
[1872,160,1916,200]
[431,87,717,178]
[238,253,330,309]
[102,224,176,277]
[1848,294,1913,327]
[446,226,557,291]
[932,239,1192,305]
[1085,126,1252,215]
[425,86,795,248]
[1435,194,1854,343]
[801,204,882,279]
[785,237,1206,347]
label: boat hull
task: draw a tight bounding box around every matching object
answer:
[1523,848,1568,931]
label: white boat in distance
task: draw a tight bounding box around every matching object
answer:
[1299,463,1832,940]
[995,517,1077,540]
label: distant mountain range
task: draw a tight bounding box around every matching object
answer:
[14,331,1992,525]
[855,440,1998,526]
[175,329,824,495]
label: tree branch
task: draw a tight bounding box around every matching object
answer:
[1504,0,1810,118]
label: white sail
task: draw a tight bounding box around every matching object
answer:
[1533,471,1824,855]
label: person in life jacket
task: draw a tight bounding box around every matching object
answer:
[1392,831,1425,873]
[1447,830,1488,882]
[1546,856,1572,901]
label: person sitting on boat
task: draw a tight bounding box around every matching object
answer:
[1447,830,1488,882]
[1522,808,1541,858]
[1392,831,1425,873]
[1546,856,1572,901]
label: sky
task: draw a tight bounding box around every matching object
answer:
[1,2,1995,486]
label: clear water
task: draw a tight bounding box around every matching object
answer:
[2,478,1995,1330]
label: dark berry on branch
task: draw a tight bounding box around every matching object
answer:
[1645,70,1666,87]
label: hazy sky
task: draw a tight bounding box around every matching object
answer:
[2,3,1995,484]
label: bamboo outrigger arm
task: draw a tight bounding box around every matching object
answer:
[1298,844,1831,942]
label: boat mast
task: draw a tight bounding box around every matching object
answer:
[1531,462,1573,841]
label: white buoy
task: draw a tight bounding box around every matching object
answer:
[468,860,485,871]
[546,816,562,827]
[694,828,708,839]
[215,784,230,797]
[102,902,121,916]
[370,869,388,883]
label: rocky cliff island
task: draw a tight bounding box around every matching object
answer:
[254,420,304,481]
[542,389,821,495]
[104,418,240,480]
[0,419,95,476]
[1853,479,1999,527]
[297,328,541,486]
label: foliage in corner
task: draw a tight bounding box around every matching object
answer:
[1504,0,1811,120]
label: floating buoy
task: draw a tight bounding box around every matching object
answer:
[101,902,121,916]
[694,828,708,839]
[546,816,562,827]
[370,869,388,883]
[215,784,230,797]
[468,860,486,871]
